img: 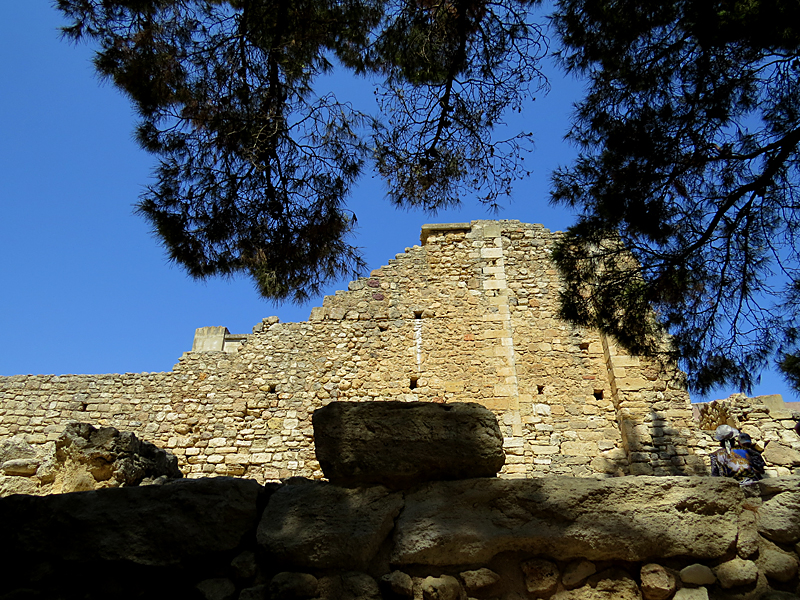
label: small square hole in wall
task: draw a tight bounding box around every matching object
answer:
[414,310,423,319]
[410,377,418,390]
[593,389,604,401]
[268,383,278,393]
[537,385,545,395]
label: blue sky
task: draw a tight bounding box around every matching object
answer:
[0,3,795,403]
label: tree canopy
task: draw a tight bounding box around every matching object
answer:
[550,0,800,393]
[56,0,546,301]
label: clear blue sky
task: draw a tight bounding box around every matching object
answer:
[0,3,795,403]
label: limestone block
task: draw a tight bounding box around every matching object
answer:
[231,550,257,579]
[763,442,800,466]
[0,477,264,565]
[757,538,799,583]
[673,589,708,600]
[0,475,39,496]
[391,477,741,565]
[459,568,500,593]
[758,486,800,543]
[312,402,504,488]
[196,578,236,600]
[380,571,414,598]
[551,568,641,600]
[521,558,559,596]
[420,575,461,600]
[0,435,38,464]
[561,441,598,456]
[714,557,758,588]
[562,559,597,588]
[269,573,319,600]
[340,572,380,600]
[640,563,675,600]
[239,585,268,600]
[679,564,716,585]
[1,457,40,476]
[257,480,403,570]
[51,422,182,493]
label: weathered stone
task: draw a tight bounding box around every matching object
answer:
[0,477,264,565]
[341,572,380,600]
[51,422,182,493]
[420,575,461,600]
[679,564,716,586]
[312,402,504,488]
[758,488,800,543]
[1,457,40,476]
[459,568,500,593]
[639,563,675,600]
[0,436,38,464]
[762,442,800,466]
[562,559,597,588]
[737,509,759,558]
[196,578,236,600]
[257,480,403,569]
[552,568,641,600]
[521,558,559,596]
[759,592,800,600]
[392,477,741,565]
[269,573,319,600]
[380,571,414,598]
[714,557,759,588]
[239,585,268,600]
[673,589,708,600]
[758,478,800,495]
[231,550,257,579]
[757,538,799,583]
[0,475,39,496]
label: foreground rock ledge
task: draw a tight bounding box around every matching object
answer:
[312,401,505,488]
[5,476,800,599]
[1,477,264,566]
[255,476,743,567]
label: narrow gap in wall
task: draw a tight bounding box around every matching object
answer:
[268,383,277,393]
[81,402,88,411]
[409,377,418,390]
[593,389,604,401]
[537,385,544,395]
[414,310,423,319]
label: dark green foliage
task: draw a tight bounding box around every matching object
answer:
[56,0,545,301]
[370,0,547,211]
[551,0,800,393]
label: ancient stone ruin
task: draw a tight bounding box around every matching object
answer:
[1,220,798,486]
[3,402,799,599]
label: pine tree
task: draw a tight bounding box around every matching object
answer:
[56,0,545,301]
[550,0,800,393]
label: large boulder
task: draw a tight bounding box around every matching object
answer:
[51,422,182,493]
[257,479,403,570]
[391,476,743,565]
[312,402,504,488]
[0,476,265,566]
[0,423,183,497]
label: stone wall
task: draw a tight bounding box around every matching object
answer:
[3,475,799,600]
[0,220,722,482]
[693,395,800,477]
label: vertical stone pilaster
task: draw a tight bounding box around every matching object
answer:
[602,334,702,476]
